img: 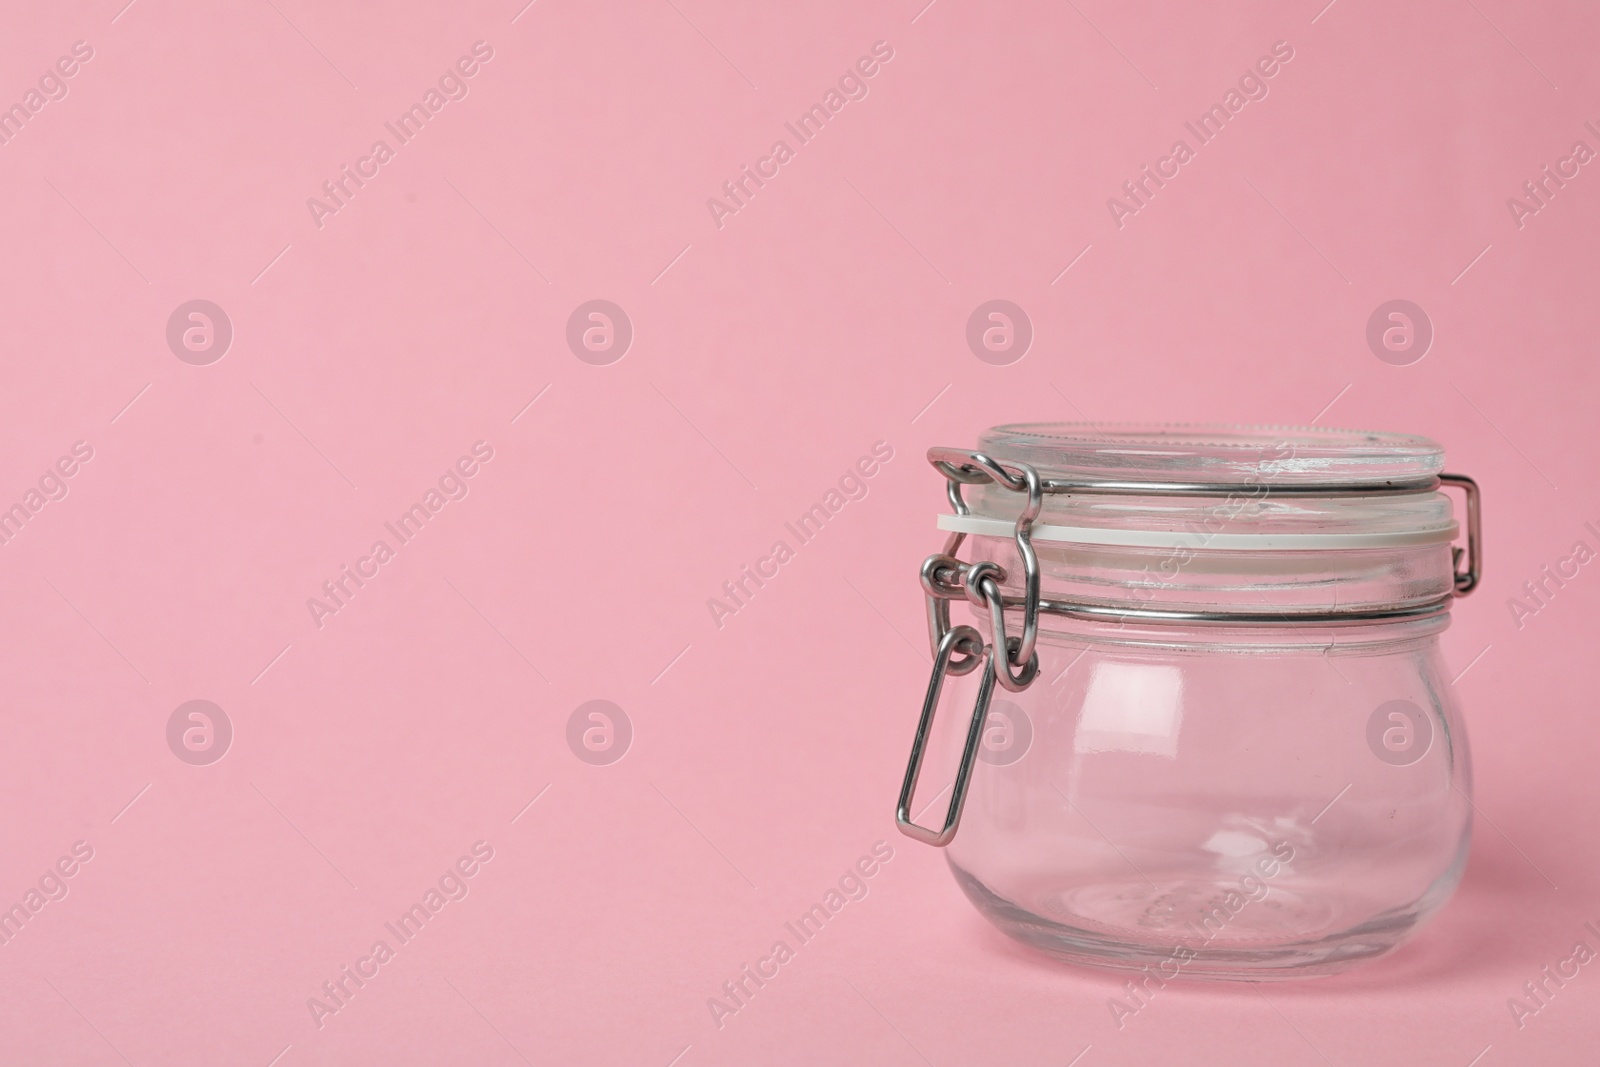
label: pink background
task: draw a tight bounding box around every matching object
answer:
[0,0,1596,1063]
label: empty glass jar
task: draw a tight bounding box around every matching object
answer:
[895,424,1481,979]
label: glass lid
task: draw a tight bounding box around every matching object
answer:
[975,423,1445,487]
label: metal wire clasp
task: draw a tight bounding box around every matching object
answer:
[895,625,996,847]
[898,451,1046,847]
[919,451,1044,691]
[1440,474,1481,594]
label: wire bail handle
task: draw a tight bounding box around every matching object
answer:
[894,625,996,846]
[897,453,1046,846]
[1439,473,1481,595]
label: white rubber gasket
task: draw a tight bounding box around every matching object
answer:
[937,513,1459,551]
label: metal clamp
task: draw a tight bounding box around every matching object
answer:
[1440,473,1481,595]
[896,445,1484,848]
[898,454,1047,849]
[895,625,996,847]
[921,451,1043,689]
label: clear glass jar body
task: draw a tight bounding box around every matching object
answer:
[905,424,1477,979]
[939,601,1472,980]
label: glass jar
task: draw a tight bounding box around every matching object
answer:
[894,424,1482,980]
